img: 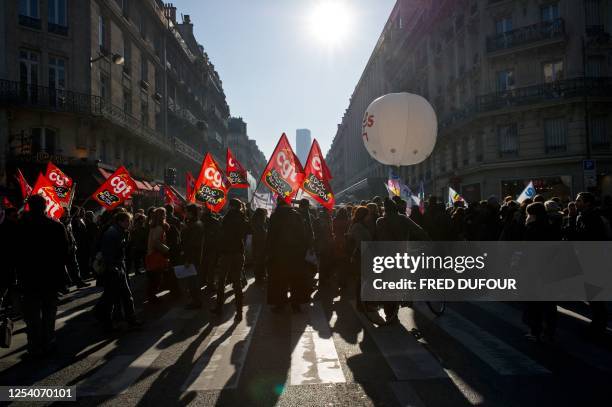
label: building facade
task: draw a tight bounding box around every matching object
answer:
[296,128,311,165]
[0,0,231,202]
[326,0,612,203]
[228,117,266,178]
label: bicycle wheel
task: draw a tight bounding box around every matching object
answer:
[426,301,446,316]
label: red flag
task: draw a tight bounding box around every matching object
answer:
[186,171,196,203]
[31,173,64,220]
[164,185,185,215]
[15,168,32,200]
[45,162,73,205]
[301,139,335,211]
[261,133,304,203]
[192,153,230,212]
[91,166,137,210]
[226,148,249,188]
[2,197,13,209]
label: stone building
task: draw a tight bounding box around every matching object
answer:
[326,0,612,203]
[0,0,231,202]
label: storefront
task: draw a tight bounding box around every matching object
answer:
[501,176,572,202]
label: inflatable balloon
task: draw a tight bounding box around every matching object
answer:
[361,93,437,166]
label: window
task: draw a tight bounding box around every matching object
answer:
[461,137,469,166]
[498,124,518,156]
[19,50,39,86]
[544,118,567,152]
[48,56,66,106]
[586,57,604,77]
[495,17,512,34]
[541,3,559,22]
[19,0,41,28]
[123,88,132,114]
[141,98,149,126]
[585,0,602,27]
[496,69,515,91]
[98,15,107,52]
[48,0,67,32]
[100,73,109,101]
[141,56,148,84]
[591,116,610,149]
[30,128,57,154]
[543,61,563,82]
[123,37,131,75]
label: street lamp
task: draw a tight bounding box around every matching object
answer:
[90,52,125,66]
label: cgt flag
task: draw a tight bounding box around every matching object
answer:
[261,133,304,203]
[45,162,73,205]
[164,185,185,215]
[15,168,32,200]
[301,139,335,211]
[186,171,196,203]
[92,166,137,210]
[193,153,230,212]
[31,173,64,220]
[226,148,249,188]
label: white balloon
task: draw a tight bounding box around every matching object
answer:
[361,93,437,166]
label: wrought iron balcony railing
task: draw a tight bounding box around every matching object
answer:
[19,14,41,29]
[0,79,172,152]
[486,18,565,53]
[440,77,612,129]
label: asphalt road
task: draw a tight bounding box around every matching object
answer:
[0,271,611,407]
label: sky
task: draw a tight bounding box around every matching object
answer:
[175,0,396,160]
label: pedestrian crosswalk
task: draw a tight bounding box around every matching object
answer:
[2,289,609,405]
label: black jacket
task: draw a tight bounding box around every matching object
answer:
[17,213,69,291]
[181,219,204,265]
[220,209,250,255]
[266,206,308,261]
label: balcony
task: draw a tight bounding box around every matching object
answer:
[440,77,612,129]
[48,22,68,36]
[168,98,207,130]
[174,137,203,165]
[0,79,172,152]
[486,18,565,54]
[19,14,41,30]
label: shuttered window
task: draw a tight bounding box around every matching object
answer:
[544,118,567,153]
[498,124,518,156]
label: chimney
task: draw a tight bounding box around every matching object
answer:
[164,3,176,23]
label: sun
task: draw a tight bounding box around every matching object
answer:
[308,1,352,46]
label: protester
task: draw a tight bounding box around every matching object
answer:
[250,208,268,284]
[17,195,69,358]
[146,208,170,304]
[180,204,205,310]
[266,197,309,312]
[0,207,19,311]
[212,199,250,321]
[96,211,141,331]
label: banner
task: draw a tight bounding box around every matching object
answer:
[193,153,230,212]
[418,180,425,214]
[15,168,32,200]
[251,191,275,213]
[31,173,64,220]
[301,139,335,211]
[387,168,401,197]
[517,181,536,203]
[226,148,249,188]
[45,162,73,205]
[261,133,304,203]
[186,171,196,203]
[448,186,465,207]
[91,166,137,210]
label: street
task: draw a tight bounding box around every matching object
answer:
[1,271,610,406]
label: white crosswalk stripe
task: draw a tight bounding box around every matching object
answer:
[472,302,612,372]
[290,302,346,385]
[413,302,550,376]
[182,304,261,391]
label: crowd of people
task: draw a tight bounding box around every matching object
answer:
[0,189,610,358]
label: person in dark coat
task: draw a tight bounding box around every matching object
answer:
[574,192,610,339]
[422,196,452,241]
[17,195,70,357]
[376,198,429,242]
[201,206,222,292]
[266,198,309,312]
[212,199,251,321]
[315,209,334,283]
[181,204,205,309]
[62,211,89,289]
[0,207,19,311]
[96,211,141,331]
[523,202,557,343]
[250,208,268,284]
